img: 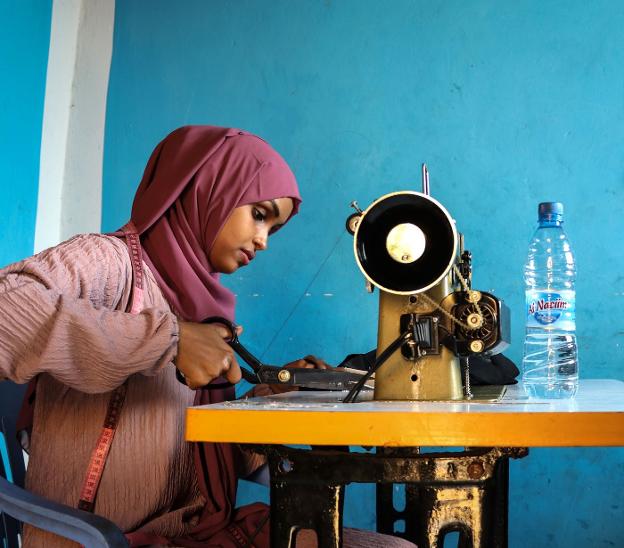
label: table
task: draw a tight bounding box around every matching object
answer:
[186,380,624,547]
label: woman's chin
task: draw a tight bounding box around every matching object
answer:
[223,262,243,274]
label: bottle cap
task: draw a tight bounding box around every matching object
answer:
[538,202,564,223]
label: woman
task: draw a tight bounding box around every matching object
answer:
[0,126,415,547]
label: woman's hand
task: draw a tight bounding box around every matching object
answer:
[175,321,242,389]
[284,355,330,371]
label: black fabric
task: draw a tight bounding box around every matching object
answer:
[462,353,519,386]
[338,350,519,386]
[337,350,378,371]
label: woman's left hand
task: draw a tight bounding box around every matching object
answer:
[284,355,330,371]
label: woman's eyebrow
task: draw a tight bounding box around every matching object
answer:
[267,199,280,218]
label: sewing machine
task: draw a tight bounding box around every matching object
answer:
[346,165,510,401]
[187,168,624,548]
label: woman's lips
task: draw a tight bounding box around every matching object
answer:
[239,249,254,265]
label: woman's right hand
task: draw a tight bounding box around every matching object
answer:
[175,321,242,389]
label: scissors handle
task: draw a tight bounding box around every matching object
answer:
[201,316,238,340]
[175,316,260,389]
[202,316,268,378]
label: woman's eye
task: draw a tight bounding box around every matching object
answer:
[252,207,266,222]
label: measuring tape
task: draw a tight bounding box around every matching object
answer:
[77,222,143,512]
[77,385,127,511]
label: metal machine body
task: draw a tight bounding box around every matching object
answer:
[347,166,510,401]
[376,277,463,400]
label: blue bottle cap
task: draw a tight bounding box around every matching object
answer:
[538,202,564,223]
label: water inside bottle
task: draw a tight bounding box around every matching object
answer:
[522,330,578,398]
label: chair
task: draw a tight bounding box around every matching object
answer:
[0,380,128,547]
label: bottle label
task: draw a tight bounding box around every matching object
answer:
[526,289,576,330]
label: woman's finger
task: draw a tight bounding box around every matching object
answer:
[225,355,242,384]
[211,323,234,340]
[303,355,331,369]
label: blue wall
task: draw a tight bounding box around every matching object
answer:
[103,1,624,546]
[0,1,52,266]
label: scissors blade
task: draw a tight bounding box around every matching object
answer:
[256,367,373,391]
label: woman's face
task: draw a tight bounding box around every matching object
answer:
[209,197,295,273]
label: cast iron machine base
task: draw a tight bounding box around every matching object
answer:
[256,444,528,548]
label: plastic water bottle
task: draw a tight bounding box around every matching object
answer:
[522,202,578,399]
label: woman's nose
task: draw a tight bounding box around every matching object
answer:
[253,232,268,251]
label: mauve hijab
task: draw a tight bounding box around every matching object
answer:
[122,126,300,547]
[129,125,301,322]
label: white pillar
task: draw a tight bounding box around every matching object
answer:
[35,0,115,253]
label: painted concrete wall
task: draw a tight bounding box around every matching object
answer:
[0,1,52,265]
[35,0,114,253]
[103,1,624,546]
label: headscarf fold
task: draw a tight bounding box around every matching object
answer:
[130,125,301,322]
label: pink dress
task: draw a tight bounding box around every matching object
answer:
[0,234,259,546]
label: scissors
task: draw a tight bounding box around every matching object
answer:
[175,316,371,391]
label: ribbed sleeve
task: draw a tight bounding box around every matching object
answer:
[0,234,178,392]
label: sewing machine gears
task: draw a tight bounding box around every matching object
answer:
[440,289,510,357]
[352,192,458,295]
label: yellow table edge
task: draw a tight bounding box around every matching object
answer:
[186,408,624,447]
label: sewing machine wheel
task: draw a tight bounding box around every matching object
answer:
[454,301,497,350]
[353,191,458,294]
